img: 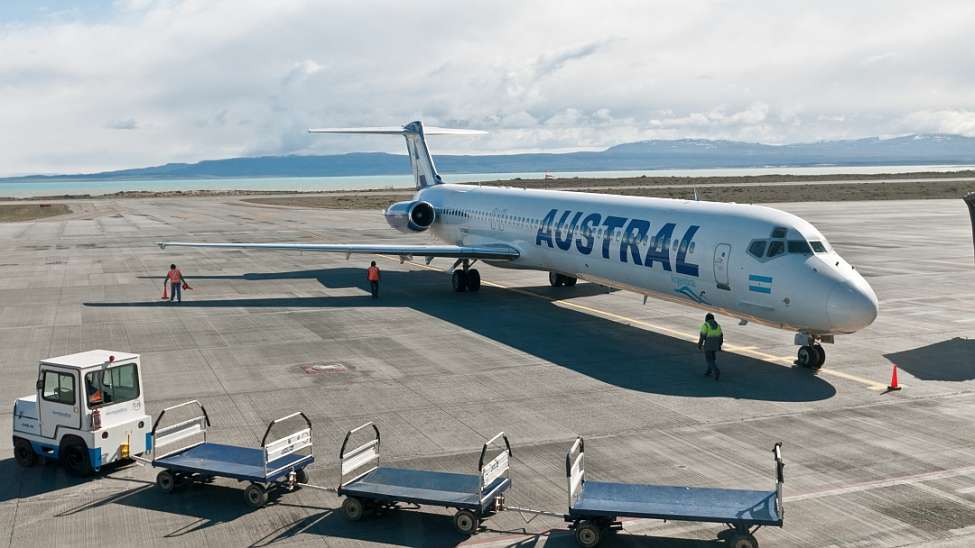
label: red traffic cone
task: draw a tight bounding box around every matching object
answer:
[161,285,168,300]
[887,364,902,391]
[182,281,193,290]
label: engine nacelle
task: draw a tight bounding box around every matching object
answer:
[384,200,437,233]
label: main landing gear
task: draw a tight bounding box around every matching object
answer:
[549,272,577,287]
[451,259,481,293]
[795,333,827,370]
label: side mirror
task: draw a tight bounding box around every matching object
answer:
[36,378,43,390]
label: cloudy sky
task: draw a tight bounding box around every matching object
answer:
[2,0,975,175]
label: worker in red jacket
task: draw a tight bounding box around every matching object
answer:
[165,264,185,303]
[367,261,381,299]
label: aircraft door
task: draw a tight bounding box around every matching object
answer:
[714,243,731,290]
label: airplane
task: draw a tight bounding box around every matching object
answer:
[160,121,879,369]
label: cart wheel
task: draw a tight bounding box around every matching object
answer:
[156,470,176,493]
[727,532,759,548]
[453,509,479,535]
[575,521,601,548]
[244,483,268,508]
[295,468,308,485]
[13,438,38,468]
[342,497,365,521]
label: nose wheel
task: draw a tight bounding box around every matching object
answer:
[796,345,826,369]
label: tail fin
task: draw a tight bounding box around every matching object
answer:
[309,121,485,190]
[965,192,975,265]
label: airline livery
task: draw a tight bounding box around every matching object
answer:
[161,121,879,369]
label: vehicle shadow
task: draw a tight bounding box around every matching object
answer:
[250,507,469,547]
[884,337,975,381]
[90,268,836,402]
[0,457,140,504]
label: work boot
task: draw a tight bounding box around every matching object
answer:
[704,370,712,377]
[715,370,720,381]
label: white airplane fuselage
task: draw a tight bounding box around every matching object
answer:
[418,183,878,335]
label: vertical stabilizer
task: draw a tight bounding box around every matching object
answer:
[965,192,975,265]
[308,122,485,190]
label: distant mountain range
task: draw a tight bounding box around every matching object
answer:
[7,134,975,181]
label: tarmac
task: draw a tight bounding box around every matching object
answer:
[0,195,973,547]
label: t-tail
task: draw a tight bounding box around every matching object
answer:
[308,121,485,190]
[965,192,975,265]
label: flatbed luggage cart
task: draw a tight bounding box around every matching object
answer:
[564,438,784,548]
[336,422,512,535]
[140,401,314,508]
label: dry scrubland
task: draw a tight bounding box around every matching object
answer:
[0,203,70,222]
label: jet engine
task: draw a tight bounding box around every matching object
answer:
[384,200,436,233]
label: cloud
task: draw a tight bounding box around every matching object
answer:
[1,0,975,175]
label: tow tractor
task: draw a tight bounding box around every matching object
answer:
[12,350,151,475]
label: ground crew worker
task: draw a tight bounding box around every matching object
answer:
[367,261,381,298]
[166,264,185,303]
[697,313,723,380]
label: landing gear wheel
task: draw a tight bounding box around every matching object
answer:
[549,272,563,287]
[466,269,481,292]
[813,345,826,368]
[244,483,268,508]
[727,532,759,548]
[564,276,577,287]
[342,497,365,521]
[13,438,37,468]
[796,345,818,369]
[453,509,479,535]
[575,521,601,547]
[61,439,92,476]
[452,270,468,292]
[156,470,176,493]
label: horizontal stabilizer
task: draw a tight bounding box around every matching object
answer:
[308,126,486,136]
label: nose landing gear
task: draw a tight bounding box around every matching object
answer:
[795,333,828,369]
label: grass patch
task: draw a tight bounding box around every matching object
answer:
[0,203,71,222]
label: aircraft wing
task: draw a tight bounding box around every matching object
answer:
[157,241,520,260]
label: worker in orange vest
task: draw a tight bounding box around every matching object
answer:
[367,261,381,299]
[165,263,185,303]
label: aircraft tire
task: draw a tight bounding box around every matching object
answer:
[466,269,481,292]
[564,276,577,287]
[796,346,817,369]
[452,270,468,292]
[549,272,563,287]
[813,345,826,369]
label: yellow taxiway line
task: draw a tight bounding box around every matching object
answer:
[377,254,889,391]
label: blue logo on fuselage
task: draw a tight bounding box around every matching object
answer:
[535,208,700,277]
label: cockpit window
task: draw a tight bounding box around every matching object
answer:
[767,240,785,258]
[810,241,827,253]
[771,227,787,238]
[787,240,812,254]
[748,240,767,258]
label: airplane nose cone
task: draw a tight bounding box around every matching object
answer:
[826,280,879,333]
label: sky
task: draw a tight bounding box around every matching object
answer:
[2,1,975,176]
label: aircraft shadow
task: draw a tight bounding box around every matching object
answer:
[884,337,975,381]
[89,268,836,402]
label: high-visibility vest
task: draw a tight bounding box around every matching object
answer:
[700,322,722,337]
[367,266,380,281]
[167,270,182,283]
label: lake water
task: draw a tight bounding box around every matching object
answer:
[2,164,973,198]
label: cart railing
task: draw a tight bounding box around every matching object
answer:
[262,411,313,479]
[339,422,381,490]
[478,432,511,503]
[565,437,585,509]
[151,400,210,461]
[773,442,785,520]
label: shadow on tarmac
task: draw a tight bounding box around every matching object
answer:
[0,456,142,504]
[884,337,975,381]
[91,268,836,402]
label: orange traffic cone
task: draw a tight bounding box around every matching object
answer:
[182,281,193,290]
[887,364,902,391]
[161,285,168,300]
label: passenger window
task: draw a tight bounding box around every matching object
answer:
[42,371,75,405]
[810,241,827,253]
[85,363,140,408]
[788,240,812,254]
[767,240,785,258]
[748,240,767,258]
[771,227,787,238]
